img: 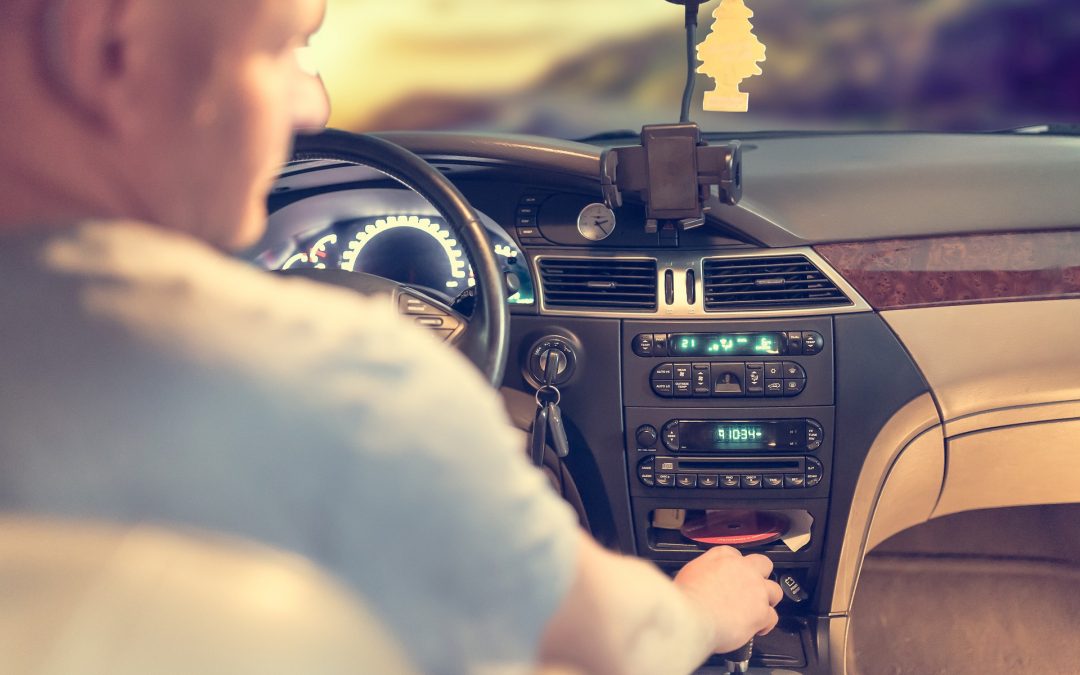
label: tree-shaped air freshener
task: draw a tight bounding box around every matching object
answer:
[697,0,766,112]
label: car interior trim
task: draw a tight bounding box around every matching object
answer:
[934,417,1080,517]
[828,393,941,615]
[943,398,1080,438]
[532,247,871,319]
[816,229,1080,310]
[882,298,1080,421]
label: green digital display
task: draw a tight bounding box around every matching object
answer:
[717,424,766,443]
[669,332,783,356]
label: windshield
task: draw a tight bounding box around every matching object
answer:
[315,0,1080,139]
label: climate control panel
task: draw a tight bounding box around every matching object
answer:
[649,360,809,398]
[623,319,833,408]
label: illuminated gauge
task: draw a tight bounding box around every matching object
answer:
[577,203,616,242]
[282,233,338,270]
[340,215,468,291]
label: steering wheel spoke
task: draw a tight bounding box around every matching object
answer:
[277,130,509,385]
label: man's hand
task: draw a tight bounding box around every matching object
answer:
[673,545,783,653]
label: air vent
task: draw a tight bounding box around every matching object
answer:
[539,258,658,311]
[702,255,851,311]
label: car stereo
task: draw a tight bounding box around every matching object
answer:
[661,419,823,453]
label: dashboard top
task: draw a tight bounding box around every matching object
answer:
[371,131,1080,247]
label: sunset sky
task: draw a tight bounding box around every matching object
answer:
[313,0,722,130]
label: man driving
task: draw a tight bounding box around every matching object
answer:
[0,1,781,673]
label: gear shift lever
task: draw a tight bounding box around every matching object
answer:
[720,639,753,674]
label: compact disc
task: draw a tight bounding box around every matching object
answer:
[680,509,790,547]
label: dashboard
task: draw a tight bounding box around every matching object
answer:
[251,185,534,306]
[249,131,1080,675]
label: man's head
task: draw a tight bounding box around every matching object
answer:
[0,0,329,249]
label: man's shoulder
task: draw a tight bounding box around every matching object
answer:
[32,220,499,423]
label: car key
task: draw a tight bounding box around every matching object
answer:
[546,400,571,458]
[530,402,549,467]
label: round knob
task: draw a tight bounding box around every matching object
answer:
[635,425,658,448]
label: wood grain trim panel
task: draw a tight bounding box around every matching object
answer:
[816,230,1080,310]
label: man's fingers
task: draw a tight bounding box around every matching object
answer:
[708,545,743,559]
[765,579,783,607]
[743,553,774,578]
[756,606,779,637]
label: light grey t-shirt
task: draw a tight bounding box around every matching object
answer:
[0,221,579,674]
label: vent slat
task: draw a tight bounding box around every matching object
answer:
[702,255,851,311]
[539,258,658,311]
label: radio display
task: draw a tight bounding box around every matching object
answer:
[673,420,812,452]
[669,332,783,357]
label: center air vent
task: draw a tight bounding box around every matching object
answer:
[702,255,851,311]
[538,258,658,311]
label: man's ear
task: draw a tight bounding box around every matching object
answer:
[39,0,141,134]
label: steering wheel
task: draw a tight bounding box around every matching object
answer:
[282,129,509,386]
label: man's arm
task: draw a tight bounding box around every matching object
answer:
[539,532,782,675]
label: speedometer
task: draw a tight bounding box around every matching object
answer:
[282,233,338,270]
[340,215,469,292]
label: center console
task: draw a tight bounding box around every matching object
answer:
[623,317,835,671]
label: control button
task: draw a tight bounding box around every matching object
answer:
[806,422,824,450]
[673,381,693,398]
[741,474,763,489]
[416,317,445,328]
[692,364,711,396]
[803,331,825,355]
[745,364,765,395]
[785,331,804,354]
[699,474,719,488]
[779,573,811,604]
[633,334,654,356]
[663,424,679,450]
[676,474,698,488]
[784,474,807,489]
[398,294,443,315]
[652,363,674,380]
[764,362,784,379]
[764,379,784,397]
[652,381,674,397]
[657,458,677,473]
[672,363,692,381]
[655,473,676,487]
[712,368,744,396]
[653,333,669,355]
[720,474,741,489]
[636,425,659,448]
[517,206,537,217]
[518,216,537,227]
[521,195,542,205]
[783,379,807,396]
[639,458,656,470]
[805,458,823,487]
[782,362,807,379]
[763,475,785,489]
[637,459,656,486]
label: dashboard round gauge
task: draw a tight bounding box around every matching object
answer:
[577,203,616,242]
[340,215,469,292]
[282,233,338,270]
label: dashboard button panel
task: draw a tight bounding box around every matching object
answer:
[638,456,822,490]
[649,361,812,399]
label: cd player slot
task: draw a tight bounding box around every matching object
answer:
[678,458,803,472]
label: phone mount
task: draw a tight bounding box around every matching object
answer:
[600,124,742,232]
[599,1,744,233]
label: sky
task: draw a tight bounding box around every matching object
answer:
[313,0,720,130]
